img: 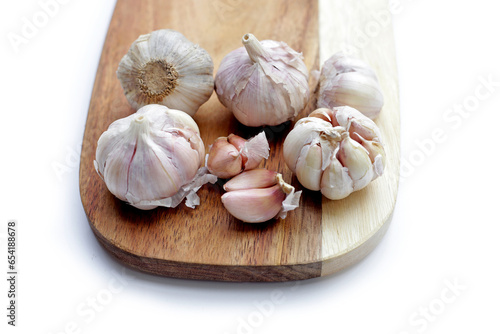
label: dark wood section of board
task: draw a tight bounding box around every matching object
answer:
[79,0,322,281]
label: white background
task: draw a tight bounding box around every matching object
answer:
[1,0,499,333]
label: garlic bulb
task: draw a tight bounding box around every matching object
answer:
[221,169,302,223]
[283,107,385,200]
[117,29,214,116]
[94,104,217,210]
[215,33,309,127]
[206,131,270,178]
[317,52,384,120]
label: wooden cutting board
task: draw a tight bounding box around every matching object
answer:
[79,0,400,282]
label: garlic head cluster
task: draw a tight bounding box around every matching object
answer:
[94,104,217,210]
[215,33,309,127]
[221,169,302,223]
[206,131,270,179]
[317,52,384,120]
[283,107,385,200]
[117,29,214,116]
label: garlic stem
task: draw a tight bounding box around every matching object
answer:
[242,33,270,63]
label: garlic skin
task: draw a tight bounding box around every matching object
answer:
[215,33,309,127]
[283,107,385,200]
[117,29,214,116]
[317,52,384,120]
[206,131,270,178]
[221,169,302,223]
[94,104,217,210]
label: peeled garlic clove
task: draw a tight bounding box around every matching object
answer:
[221,169,301,223]
[215,33,309,127]
[94,104,217,210]
[206,138,243,179]
[117,29,214,116]
[320,153,353,200]
[318,52,383,120]
[223,168,278,192]
[295,144,323,191]
[337,136,374,191]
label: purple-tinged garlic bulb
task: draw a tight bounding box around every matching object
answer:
[215,33,309,127]
[317,52,384,120]
[94,104,217,210]
[117,29,214,116]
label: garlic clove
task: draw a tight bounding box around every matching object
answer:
[221,170,302,223]
[117,29,214,116]
[337,136,374,191]
[228,131,270,170]
[309,108,335,124]
[320,153,354,200]
[223,169,278,192]
[226,134,246,151]
[221,184,286,223]
[206,137,243,179]
[283,120,323,173]
[318,71,384,120]
[352,132,386,178]
[206,131,270,179]
[295,144,323,191]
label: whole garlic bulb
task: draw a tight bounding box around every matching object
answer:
[215,33,309,127]
[206,131,270,179]
[117,29,214,116]
[221,169,302,223]
[317,52,384,120]
[94,104,217,210]
[283,107,385,200]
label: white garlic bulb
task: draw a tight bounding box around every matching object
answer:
[317,52,384,120]
[215,33,309,127]
[221,169,302,223]
[206,131,270,179]
[283,107,385,200]
[94,104,217,210]
[117,29,214,116]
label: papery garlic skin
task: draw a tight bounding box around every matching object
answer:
[221,169,302,223]
[94,104,217,210]
[117,29,214,116]
[283,107,385,200]
[317,52,384,120]
[206,131,269,179]
[215,33,309,127]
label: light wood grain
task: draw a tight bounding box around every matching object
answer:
[79,0,399,281]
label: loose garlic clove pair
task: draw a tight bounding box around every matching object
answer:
[283,107,385,200]
[94,104,217,210]
[206,132,270,179]
[317,52,384,120]
[117,29,214,116]
[221,169,302,223]
[215,33,309,127]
